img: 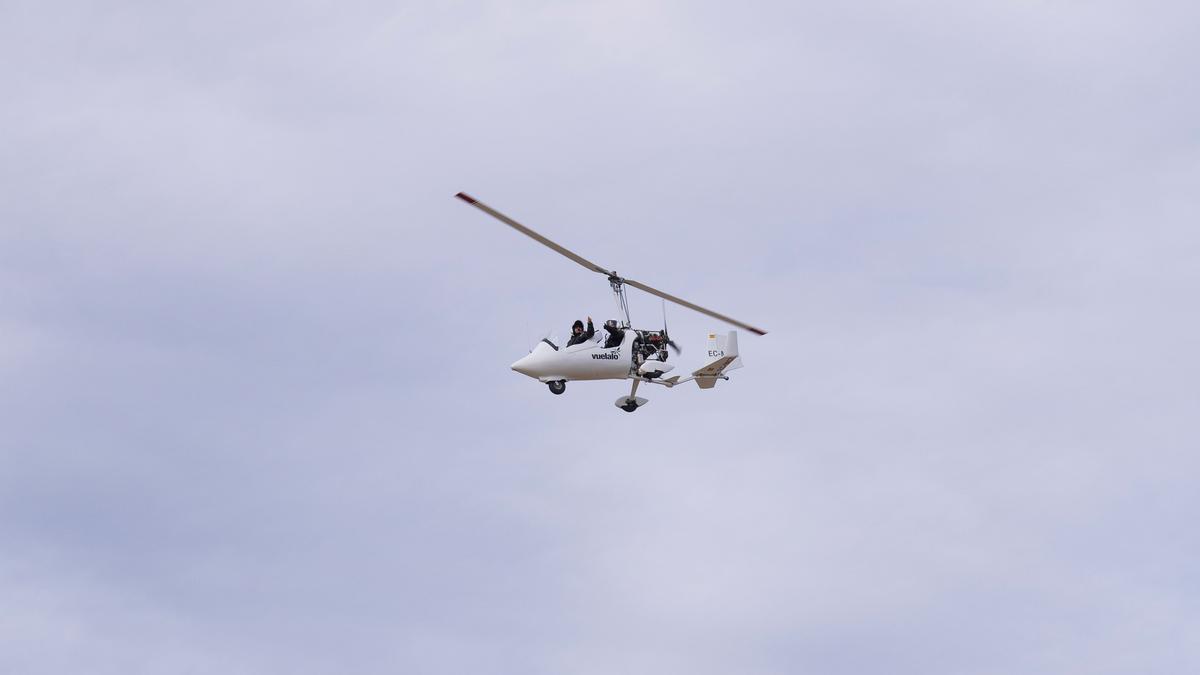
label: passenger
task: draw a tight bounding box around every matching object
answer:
[566,317,594,347]
[603,319,625,348]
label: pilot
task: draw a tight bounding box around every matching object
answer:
[603,319,625,348]
[566,316,594,346]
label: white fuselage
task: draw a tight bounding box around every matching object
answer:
[511,330,634,382]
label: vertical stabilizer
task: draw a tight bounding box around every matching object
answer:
[693,330,742,388]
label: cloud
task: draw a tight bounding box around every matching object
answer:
[2,1,1198,673]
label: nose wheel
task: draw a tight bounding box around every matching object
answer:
[547,380,566,395]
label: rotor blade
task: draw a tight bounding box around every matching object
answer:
[624,278,767,336]
[455,193,611,276]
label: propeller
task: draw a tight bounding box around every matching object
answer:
[661,299,681,355]
[455,192,767,336]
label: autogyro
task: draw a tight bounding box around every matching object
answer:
[456,192,767,413]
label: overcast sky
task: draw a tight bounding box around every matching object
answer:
[3,1,1199,673]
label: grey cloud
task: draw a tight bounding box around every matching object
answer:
[3,1,1199,674]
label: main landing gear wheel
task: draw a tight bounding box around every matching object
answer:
[547,380,566,395]
[615,378,647,412]
[614,396,649,412]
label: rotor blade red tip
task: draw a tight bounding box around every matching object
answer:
[455,192,477,204]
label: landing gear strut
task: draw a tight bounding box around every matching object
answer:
[547,380,566,395]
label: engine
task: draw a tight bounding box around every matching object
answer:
[634,330,670,363]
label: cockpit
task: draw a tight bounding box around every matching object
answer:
[538,330,603,352]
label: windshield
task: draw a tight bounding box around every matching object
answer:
[539,331,562,350]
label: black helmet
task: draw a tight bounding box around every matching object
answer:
[572,319,584,331]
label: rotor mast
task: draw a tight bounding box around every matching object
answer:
[609,274,631,328]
